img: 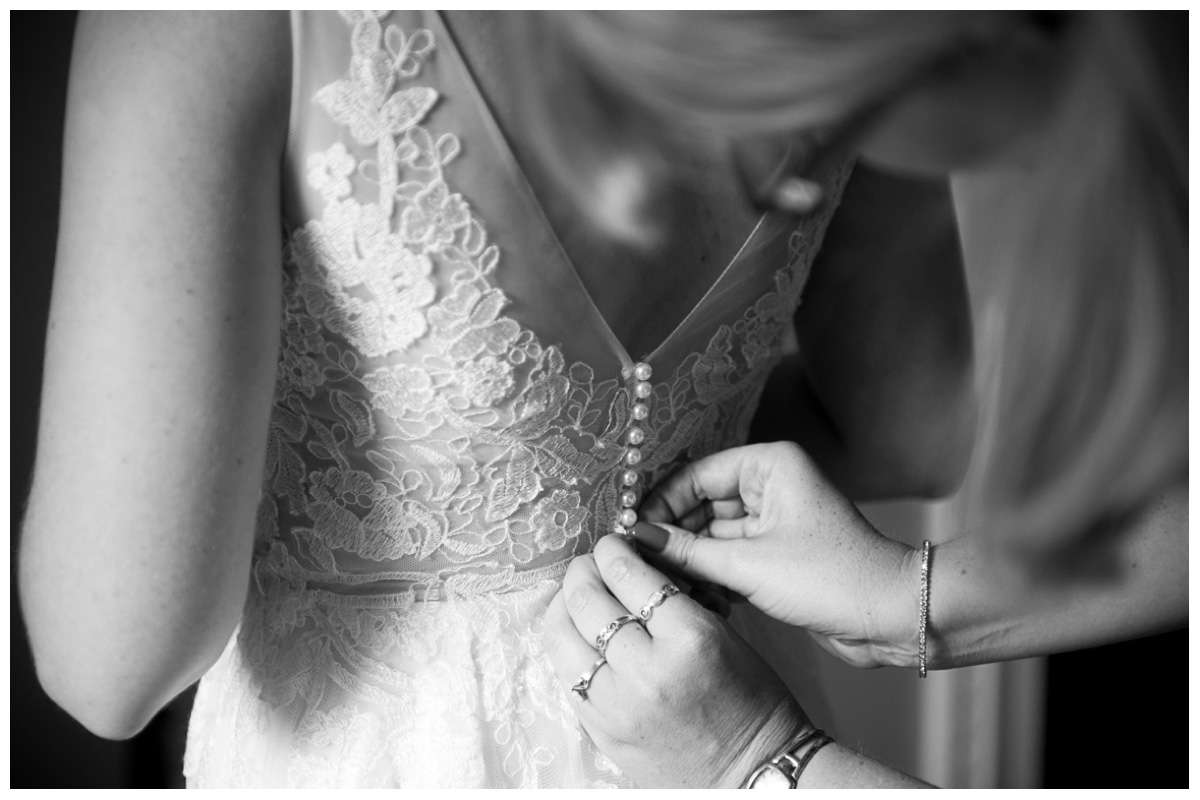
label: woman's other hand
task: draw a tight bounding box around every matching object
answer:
[543,534,810,788]
[637,441,919,668]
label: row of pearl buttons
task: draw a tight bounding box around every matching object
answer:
[614,361,653,538]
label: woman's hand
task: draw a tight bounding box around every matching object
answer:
[636,441,919,668]
[542,534,811,788]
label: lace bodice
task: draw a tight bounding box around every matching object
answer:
[185,10,850,788]
[259,10,845,601]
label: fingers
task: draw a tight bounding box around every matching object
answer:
[633,549,734,618]
[673,500,714,534]
[630,522,745,589]
[561,552,652,667]
[710,497,748,521]
[542,589,617,709]
[592,534,703,639]
[641,445,769,525]
[708,516,759,540]
[665,497,748,537]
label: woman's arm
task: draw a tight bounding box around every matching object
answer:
[751,162,977,501]
[925,480,1188,669]
[800,743,932,788]
[18,11,290,739]
[637,443,1187,670]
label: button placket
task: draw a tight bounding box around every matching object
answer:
[614,361,653,539]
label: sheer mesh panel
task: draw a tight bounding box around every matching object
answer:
[185,10,850,787]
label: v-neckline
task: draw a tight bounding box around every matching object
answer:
[431,12,768,373]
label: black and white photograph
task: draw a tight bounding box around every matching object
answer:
[10,10,1188,789]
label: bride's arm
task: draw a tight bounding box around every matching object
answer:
[751,162,976,501]
[18,11,290,739]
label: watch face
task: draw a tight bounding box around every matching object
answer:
[749,764,794,789]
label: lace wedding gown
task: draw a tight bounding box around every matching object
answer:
[184,10,848,788]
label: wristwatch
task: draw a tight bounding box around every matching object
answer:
[743,728,832,789]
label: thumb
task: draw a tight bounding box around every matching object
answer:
[631,521,738,589]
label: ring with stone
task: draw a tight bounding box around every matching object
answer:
[638,583,680,623]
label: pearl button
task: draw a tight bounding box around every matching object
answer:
[613,364,655,548]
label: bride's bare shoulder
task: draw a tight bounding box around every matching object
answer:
[71,11,290,133]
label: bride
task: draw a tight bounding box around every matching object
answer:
[19,11,972,787]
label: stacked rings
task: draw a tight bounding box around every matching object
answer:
[595,614,643,656]
[574,587,680,702]
[638,584,680,622]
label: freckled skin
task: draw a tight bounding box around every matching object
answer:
[19,11,289,739]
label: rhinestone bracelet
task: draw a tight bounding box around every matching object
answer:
[918,539,931,678]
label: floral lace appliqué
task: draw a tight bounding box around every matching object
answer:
[186,10,847,789]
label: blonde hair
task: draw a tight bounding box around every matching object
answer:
[523,11,1186,566]
[965,12,1186,567]
[510,11,998,244]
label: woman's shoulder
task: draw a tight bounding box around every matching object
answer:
[72,11,291,140]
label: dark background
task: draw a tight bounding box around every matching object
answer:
[9,11,1186,789]
[10,11,194,789]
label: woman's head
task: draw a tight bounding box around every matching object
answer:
[510,12,1022,244]
[532,12,1073,217]
[523,11,1186,568]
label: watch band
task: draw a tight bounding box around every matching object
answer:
[744,728,832,789]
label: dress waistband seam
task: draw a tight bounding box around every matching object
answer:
[285,559,572,606]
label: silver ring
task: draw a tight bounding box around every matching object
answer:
[595,614,643,656]
[638,583,680,623]
[571,655,608,701]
